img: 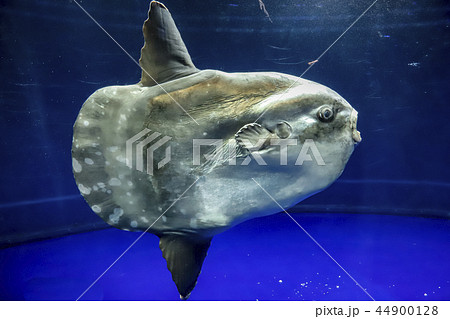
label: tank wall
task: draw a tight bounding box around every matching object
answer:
[0,0,449,246]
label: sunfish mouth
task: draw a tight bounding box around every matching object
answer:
[350,109,362,144]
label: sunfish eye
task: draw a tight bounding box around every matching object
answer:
[275,121,292,139]
[318,105,334,122]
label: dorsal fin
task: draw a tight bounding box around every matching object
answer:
[139,1,199,87]
[159,234,211,300]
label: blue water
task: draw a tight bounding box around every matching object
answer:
[1,213,449,300]
[0,0,449,300]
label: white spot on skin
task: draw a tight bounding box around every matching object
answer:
[108,178,121,186]
[127,181,133,187]
[130,221,138,228]
[92,205,101,213]
[109,208,124,224]
[95,151,102,156]
[83,120,89,126]
[116,155,126,163]
[93,185,98,191]
[120,114,127,120]
[161,216,167,222]
[108,146,119,152]
[97,182,105,188]
[189,218,198,228]
[84,158,94,165]
[72,158,82,173]
[140,217,149,223]
[78,184,91,195]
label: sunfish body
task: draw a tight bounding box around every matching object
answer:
[72,1,361,299]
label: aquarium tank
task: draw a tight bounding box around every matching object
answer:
[0,0,449,301]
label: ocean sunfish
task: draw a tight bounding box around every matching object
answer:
[72,1,362,299]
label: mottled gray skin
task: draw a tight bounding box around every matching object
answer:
[72,70,360,237]
[72,1,361,298]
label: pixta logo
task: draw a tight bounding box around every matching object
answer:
[126,129,172,176]
[126,130,325,176]
[193,138,325,166]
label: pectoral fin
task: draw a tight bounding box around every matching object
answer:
[235,123,275,152]
[159,234,211,300]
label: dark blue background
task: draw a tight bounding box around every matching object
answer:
[0,0,449,300]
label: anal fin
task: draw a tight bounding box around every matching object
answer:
[159,234,211,300]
